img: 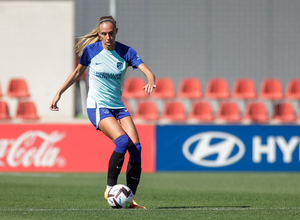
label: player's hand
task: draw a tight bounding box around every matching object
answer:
[143,83,156,96]
[49,93,61,111]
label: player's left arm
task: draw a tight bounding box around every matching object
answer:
[138,63,156,95]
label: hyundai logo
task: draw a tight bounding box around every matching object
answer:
[182,132,245,167]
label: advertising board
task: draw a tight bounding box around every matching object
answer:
[156,125,300,171]
[0,124,155,172]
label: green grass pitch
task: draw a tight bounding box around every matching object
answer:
[0,172,300,219]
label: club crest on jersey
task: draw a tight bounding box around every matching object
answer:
[102,108,110,114]
[117,62,123,70]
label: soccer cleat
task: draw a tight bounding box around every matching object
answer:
[104,190,108,201]
[129,197,146,209]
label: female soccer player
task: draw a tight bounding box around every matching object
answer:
[49,16,156,209]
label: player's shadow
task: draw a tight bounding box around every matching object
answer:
[157,206,250,209]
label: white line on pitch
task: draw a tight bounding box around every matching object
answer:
[1,207,300,212]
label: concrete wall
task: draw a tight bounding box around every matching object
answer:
[0,1,75,121]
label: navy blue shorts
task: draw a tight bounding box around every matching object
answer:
[87,107,131,130]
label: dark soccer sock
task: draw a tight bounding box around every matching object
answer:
[127,142,141,163]
[126,143,142,195]
[107,134,130,186]
[126,160,141,195]
[107,151,125,186]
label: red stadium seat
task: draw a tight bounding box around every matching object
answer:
[259,78,284,100]
[0,101,11,120]
[232,78,256,99]
[151,78,176,99]
[7,78,30,98]
[189,101,214,121]
[244,102,269,123]
[178,78,202,99]
[16,101,39,120]
[273,102,296,123]
[205,78,230,99]
[162,101,187,121]
[216,101,241,122]
[134,101,159,121]
[122,77,147,99]
[286,78,300,99]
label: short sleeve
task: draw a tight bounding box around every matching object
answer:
[127,47,144,69]
[79,46,91,66]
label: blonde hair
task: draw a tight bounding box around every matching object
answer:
[75,16,117,57]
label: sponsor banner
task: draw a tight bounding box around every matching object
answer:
[0,124,155,172]
[156,125,300,171]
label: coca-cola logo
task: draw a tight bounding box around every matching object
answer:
[0,131,66,168]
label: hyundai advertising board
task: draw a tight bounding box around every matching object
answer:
[156,125,300,171]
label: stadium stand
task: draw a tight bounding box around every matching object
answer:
[216,101,241,122]
[123,77,148,99]
[232,78,256,99]
[272,102,296,123]
[134,101,159,121]
[151,78,176,99]
[6,78,30,98]
[178,78,202,99]
[0,101,11,120]
[16,101,39,120]
[286,78,300,99]
[259,78,284,100]
[205,78,230,99]
[243,102,269,123]
[161,101,187,122]
[189,101,214,122]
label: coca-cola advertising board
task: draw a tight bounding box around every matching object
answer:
[0,124,155,172]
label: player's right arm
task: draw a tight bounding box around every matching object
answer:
[49,64,87,111]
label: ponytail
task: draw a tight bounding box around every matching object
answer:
[74,16,117,57]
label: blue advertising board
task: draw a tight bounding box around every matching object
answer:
[156,125,300,171]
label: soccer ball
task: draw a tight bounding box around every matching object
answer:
[107,184,134,208]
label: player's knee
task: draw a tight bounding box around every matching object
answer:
[114,134,130,154]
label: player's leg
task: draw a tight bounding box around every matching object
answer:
[118,116,145,209]
[98,117,129,197]
[118,116,141,193]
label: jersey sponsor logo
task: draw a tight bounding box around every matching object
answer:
[117,62,123,70]
[95,72,122,80]
[182,132,245,167]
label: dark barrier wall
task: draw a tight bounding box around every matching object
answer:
[156,125,300,171]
